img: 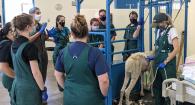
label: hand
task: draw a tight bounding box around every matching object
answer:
[99,48,105,53]
[46,27,56,37]
[39,23,47,34]
[138,18,144,26]
[41,87,48,103]
[158,63,166,69]
[146,56,155,61]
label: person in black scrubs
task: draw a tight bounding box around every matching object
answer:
[29,7,48,83]
[10,13,47,105]
[98,9,117,61]
[55,15,109,105]
[0,22,15,103]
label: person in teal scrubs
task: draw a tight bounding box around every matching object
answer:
[47,15,70,65]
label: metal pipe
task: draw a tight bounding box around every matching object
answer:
[32,0,35,7]
[149,0,153,51]
[169,0,173,17]
[105,0,112,104]
[139,0,145,52]
[144,2,170,7]
[184,0,189,62]
[2,0,5,26]
[76,0,80,13]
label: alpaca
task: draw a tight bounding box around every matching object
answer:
[118,52,154,105]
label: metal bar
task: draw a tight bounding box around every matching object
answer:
[184,0,189,62]
[144,2,171,7]
[76,0,81,13]
[169,0,173,17]
[32,0,35,7]
[97,28,139,31]
[2,0,5,25]
[149,0,153,51]
[105,0,112,104]
[112,49,139,55]
[139,0,145,52]
[166,3,170,15]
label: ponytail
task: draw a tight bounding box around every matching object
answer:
[0,22,12,41]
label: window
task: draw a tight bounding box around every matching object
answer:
[160,0,182,10]
[3,0,34,23]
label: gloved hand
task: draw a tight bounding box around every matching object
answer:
[146,56,155,61]
[158,63,166,69]
[41,87,48,103]
[39,23,47,34]
[46,27,56,37]
[138,18,144,26]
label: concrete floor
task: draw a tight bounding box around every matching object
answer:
[0,61,64,105]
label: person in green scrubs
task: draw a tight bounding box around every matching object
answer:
[123,11,141,61]
[10,13,48,105]
[54,15,110,105]
[0,22,15,103]
[152,13,179,105]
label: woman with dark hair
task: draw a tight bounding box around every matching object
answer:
[10,13,47,105]
[47,15,70,65]
[0,22,15,100]
[54,15,109,105]
[88,18,104,48]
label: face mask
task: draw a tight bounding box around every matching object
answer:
[130,19,137,24]
[59,22,65,27]
[34,14,41,22]
[100,16,106,21]
[91,26,99,31]
[159,26,166,31]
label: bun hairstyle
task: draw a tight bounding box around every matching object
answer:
[0,22,11,41]
[70,15,88,38]
[12,13,34,32]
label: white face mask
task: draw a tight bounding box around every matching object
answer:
[91,26,99,31]
[34,14,41,22]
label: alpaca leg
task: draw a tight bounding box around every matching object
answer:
[140,74,145,96]
[125,75,140,105]
[118,72,130,105]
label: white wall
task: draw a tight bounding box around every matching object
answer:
[34,0,195,60]
[0,0,194,59]
[187,0,195,56]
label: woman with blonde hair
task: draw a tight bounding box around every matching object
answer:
[55,15,109,105]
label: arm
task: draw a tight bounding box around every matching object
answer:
[164,38,179,64]
[0,63,15,78]
[29,32,41,42]
[54,70,65,89]
[30,60,45,90]
[97,73,109,96]
[133,25,141,38]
